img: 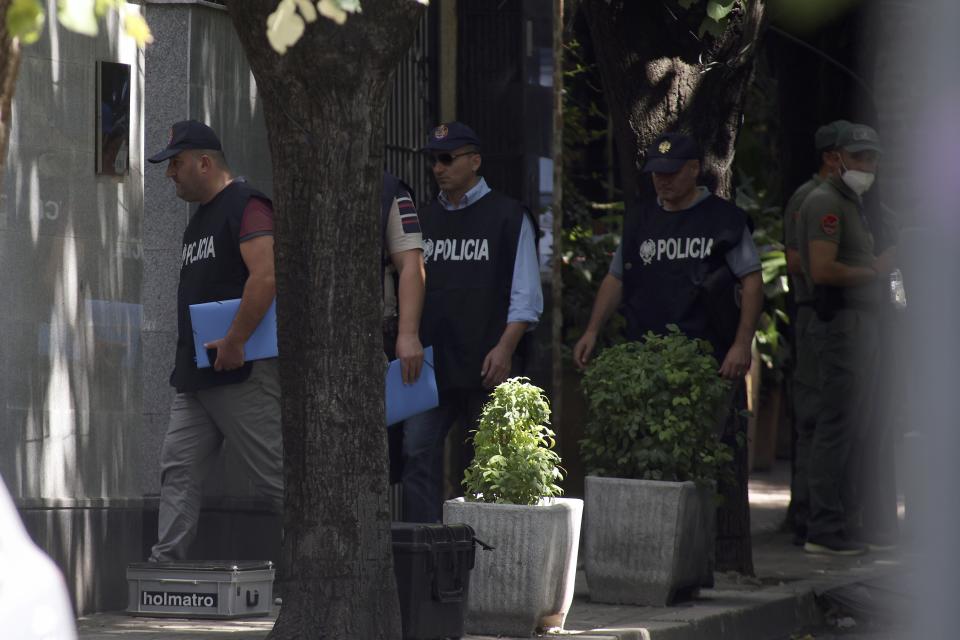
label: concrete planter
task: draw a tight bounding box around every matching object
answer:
[584,476,715,606]
[443,497,583,637]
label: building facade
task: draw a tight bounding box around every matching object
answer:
[3,0,554,614]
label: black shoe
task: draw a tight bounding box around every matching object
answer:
[791,522,808,546]
[804,533,868,556]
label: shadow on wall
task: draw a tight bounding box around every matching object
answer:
[0,5,146,613]
[192,7,273,199]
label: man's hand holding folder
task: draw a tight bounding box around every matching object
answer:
[203,335,246,372]
[386,346,438,425]
[395,333,424,384]
[190,298,278,369]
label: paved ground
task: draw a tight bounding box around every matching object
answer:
[77,462,909,639]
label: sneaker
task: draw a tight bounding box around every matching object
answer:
[804,533,868,556]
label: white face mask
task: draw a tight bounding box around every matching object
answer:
[839,158,876,196]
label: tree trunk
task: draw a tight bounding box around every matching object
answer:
[580,0,765,575]
[0,0,22,175]
[551,0,565,466]
[580,0,766,202]
[224,2,423,637]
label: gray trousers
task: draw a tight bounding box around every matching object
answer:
[150,360,283,562]
[790,305,821,531]
[807,309,880,539]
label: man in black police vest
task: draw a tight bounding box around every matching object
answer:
[147,120,281,561]
[402,122,543,522]
[574,132,763,383]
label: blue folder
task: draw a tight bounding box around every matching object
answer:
[189,298,278,369]
[386,346,438,426]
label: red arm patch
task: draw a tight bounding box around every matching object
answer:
[820,214,840,236]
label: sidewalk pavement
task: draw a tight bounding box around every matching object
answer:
[77,463,906,640]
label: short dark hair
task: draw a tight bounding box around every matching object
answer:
[207,149,229,169]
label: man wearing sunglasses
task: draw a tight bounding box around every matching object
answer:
[401,122,543,522]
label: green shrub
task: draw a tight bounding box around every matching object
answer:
[580,326,733,486]
[463,377,565,505]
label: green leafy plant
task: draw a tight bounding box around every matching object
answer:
[736,170,792,382]
[580,326,734,486]
[674,0,740,39]
[755,249,790,379]
[560,38,625,358]
[463,378,564,506]
[561,222,625,354]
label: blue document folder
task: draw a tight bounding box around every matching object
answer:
[386,346,439,426]
[189,298,278,369]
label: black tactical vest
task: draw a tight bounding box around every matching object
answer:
[171,181,272,392]
[620,194,746,355]
[418,190,525,391]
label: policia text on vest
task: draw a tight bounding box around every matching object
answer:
[621,194,747,355]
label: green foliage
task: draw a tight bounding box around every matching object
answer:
[267,0,426,53]
[5,0,152,47]
[736,171,792,379]
[560,38,624,357]
[7,0,45,44]
[580,327,734,486]
[672,0,740,41]
[768,0,863,35]
[706,0,736,21]
[463,378,564,506]
[561,221,624,353]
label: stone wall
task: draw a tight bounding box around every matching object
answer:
[3,1,277,614]
[2,1,147,614]
[141,0,273,504]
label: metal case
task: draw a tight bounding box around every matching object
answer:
[126,560,274,619]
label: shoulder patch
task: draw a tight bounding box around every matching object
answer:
[820,214,840,236]
[396,195,421,234]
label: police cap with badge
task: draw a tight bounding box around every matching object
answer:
[642,132,701,173]
[423,122,482,153]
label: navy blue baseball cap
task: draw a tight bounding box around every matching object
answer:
[148,120,222,163]
[423,121,482,152]
[642,132,701,173]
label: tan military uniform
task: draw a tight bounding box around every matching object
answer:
[797,175,880,541]
[782,174,823,534]
[383,192,424,318]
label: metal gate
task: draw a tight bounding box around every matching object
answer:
[384,9,438,204]
[457,0,526,202]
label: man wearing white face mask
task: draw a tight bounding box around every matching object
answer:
[797,122,896,556]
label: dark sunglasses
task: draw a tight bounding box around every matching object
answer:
[427,150,477,166]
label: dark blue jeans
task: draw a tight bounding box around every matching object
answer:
[400,389,488,522]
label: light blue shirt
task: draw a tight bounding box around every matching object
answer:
[438,178,543,325]
[609,187,761,279]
